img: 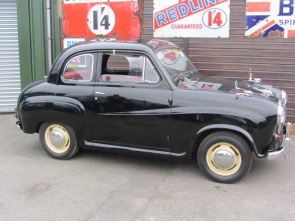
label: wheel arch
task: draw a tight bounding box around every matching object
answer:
[35,121,44,133]
[192,124,263,158]
[50,104,87,142]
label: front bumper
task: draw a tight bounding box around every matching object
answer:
[268,122,291,160]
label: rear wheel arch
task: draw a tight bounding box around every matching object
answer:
[35,121,45,133]
[36,118,82,141]
[51,99,87,138]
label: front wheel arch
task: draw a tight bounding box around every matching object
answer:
[193,124,262,157]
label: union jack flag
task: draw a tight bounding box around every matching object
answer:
[245,0,295,38]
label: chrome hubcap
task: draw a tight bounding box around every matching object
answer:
[213,149,235,169]
[49,130,65,148]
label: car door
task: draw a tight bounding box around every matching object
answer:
[54,52,97,143]
[92,51,173,151]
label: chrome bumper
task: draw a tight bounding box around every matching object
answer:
[268,122,291,160]
[14,121,21,131]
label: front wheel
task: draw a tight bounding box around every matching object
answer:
[197,131,252,183]
[39,122,79,160]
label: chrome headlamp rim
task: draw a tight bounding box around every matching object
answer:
[281,90,287,106]
[277,105,286,125]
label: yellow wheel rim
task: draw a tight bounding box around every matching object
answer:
[44,124,70,153]
[206,142,242,176]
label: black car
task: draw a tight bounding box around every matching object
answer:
[14,39,291,183]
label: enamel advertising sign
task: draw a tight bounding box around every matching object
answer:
[63,38,85,49]
[245,0,295,38]
[62,0,140,41]
[153,0,230,38]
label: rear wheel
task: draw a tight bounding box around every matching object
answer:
[197,131,252,183]
[39,122,79,159]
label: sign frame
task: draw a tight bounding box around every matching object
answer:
[153,0,230,38]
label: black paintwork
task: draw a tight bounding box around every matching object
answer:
[15,40,284,160]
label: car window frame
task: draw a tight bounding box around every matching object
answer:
[60,52,96,85]
[96,50,162,88]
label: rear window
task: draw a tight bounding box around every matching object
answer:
[63,54,94,81]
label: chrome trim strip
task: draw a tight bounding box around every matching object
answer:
[95,91,106,95]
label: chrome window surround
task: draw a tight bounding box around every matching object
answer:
[62,54,94,82]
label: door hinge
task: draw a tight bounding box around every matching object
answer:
[168,99,173,105]
[167,136,171,142]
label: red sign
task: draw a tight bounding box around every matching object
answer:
[62,0,140,40]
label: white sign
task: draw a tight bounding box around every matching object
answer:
[63,38,85,49]
[87,4,116,35]
[245,0,295,38]
[153,0,230,38]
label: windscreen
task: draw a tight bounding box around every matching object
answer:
[156,48,196,74]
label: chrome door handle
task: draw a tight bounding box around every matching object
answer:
[95,92,106,95]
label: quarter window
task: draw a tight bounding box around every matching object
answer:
[63,54,94,81]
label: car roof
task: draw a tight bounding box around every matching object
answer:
[51,39,181,73]
[63,39,179,54]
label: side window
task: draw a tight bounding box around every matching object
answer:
[106,55,130,71]
[63,54,94,82]
[101,54,160,84]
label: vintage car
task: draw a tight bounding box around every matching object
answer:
[14,39,291,183]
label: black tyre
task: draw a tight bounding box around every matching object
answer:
[39,122,79,160]
[197,131,252,183]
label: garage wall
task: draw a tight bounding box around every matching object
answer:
[17,0,47,89]
[0,0,21,113]
[142,0,295,123]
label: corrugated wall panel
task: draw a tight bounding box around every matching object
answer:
[0,0,20,113]
[142,0,295,123]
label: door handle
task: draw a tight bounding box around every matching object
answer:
[95,92,106,95]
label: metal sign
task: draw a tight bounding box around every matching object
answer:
[246,0,295,38]
[63,38,85,49]
[62,0,140,40]
[153,0,230,38]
